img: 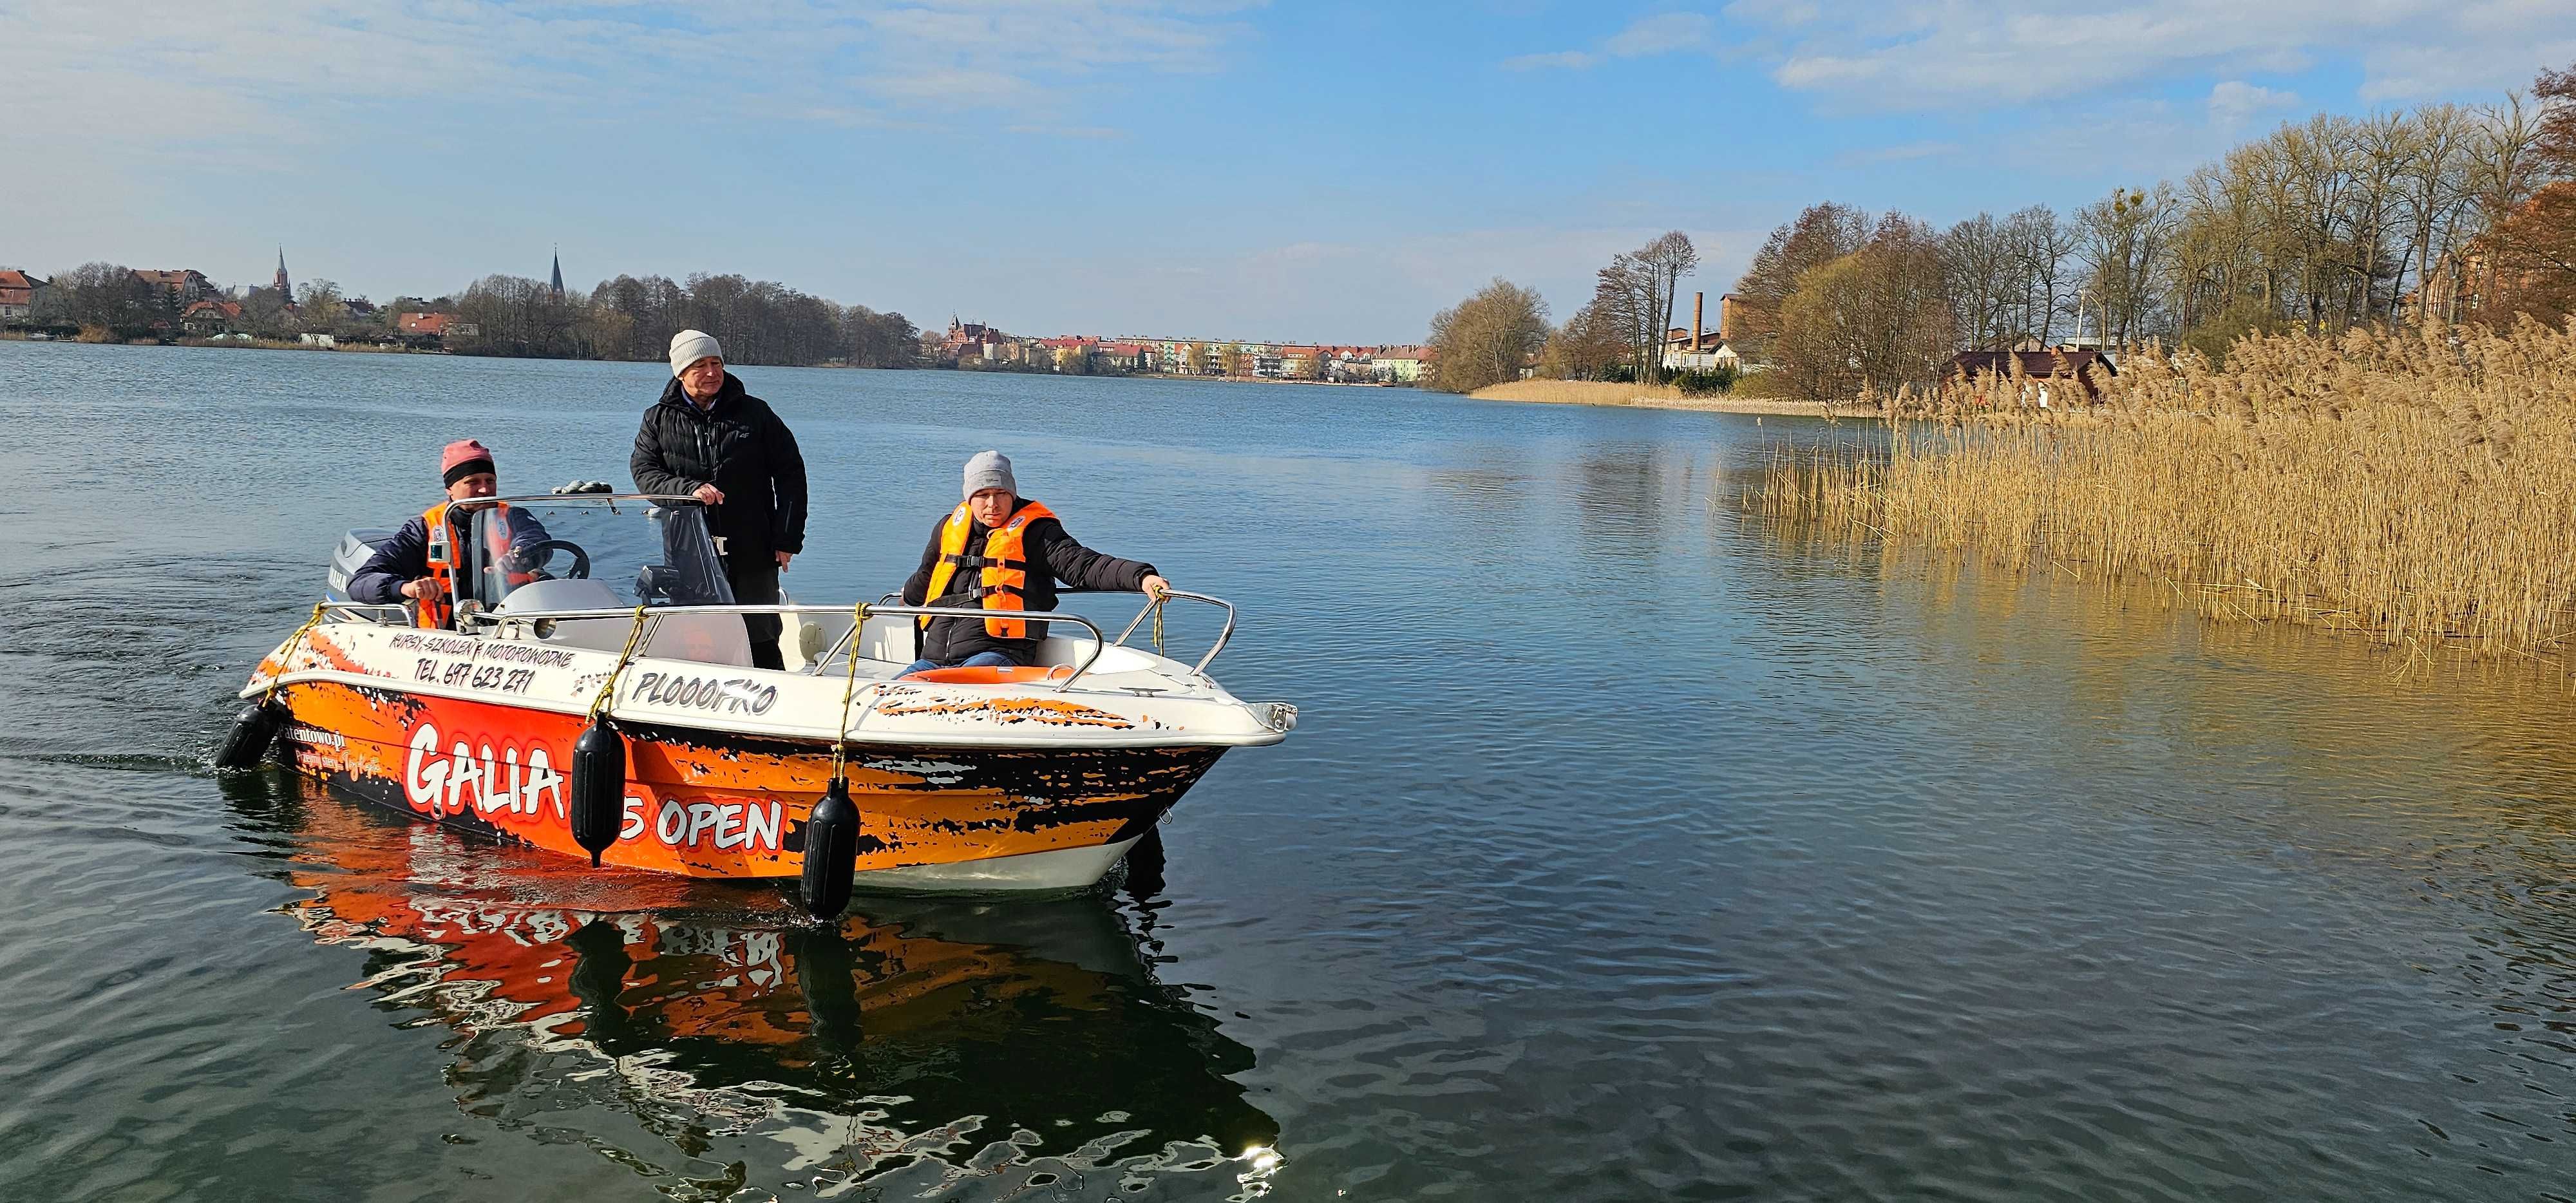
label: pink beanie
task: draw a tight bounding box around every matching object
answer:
[440,439,495,486]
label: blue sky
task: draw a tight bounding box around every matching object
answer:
[10,1,2572,344]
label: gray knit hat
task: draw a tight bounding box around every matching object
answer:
[668,329,722,377]
[962,450,1016,499]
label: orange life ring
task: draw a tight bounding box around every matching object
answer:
[900,664,1075,685]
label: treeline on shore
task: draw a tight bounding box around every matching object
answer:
[453,272,918,367]
[1425,62,2576,401]
[14,266,920,369]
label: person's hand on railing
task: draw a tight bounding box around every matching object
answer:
[1141,574,1171,602]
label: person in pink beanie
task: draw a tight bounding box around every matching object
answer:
[348,439,549,628]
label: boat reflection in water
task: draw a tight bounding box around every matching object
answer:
[223,771,1282,1199]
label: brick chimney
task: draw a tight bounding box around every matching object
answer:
[1692,292,1704,352]
[1719,294,1737,343]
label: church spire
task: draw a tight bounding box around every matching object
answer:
[272,247,291,297]
[549,245,564,301]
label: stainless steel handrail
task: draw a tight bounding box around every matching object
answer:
[1106,589,1238,676]
[781,590,1242,681]
[357,585,1247,687]
[323,602,415,624]
[476,602,1111,693]
[802,595,917,679]
[444,492,703,511]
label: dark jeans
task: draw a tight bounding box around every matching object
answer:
[900,650,1014,678]
[725,556,783,670]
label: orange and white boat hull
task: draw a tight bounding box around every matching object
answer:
[244,615,1287,891]
[272,677,1221,889]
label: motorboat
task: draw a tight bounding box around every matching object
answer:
[221,491,1294,911]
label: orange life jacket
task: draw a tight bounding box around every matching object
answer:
[417,500,521,629]
[920,499,1057,639]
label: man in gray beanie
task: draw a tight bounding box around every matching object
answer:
[630,328,808,669]
[898,450,1171,677]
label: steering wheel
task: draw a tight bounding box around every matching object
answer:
[509,539,592,580]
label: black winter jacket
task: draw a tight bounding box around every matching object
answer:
[349,507,552,608]
[899,502,1156,665]
[629,374,808,561]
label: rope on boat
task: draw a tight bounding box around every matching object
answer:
[218,602,332,769]
[829,601,873,781]
[1150,595,1166,658]
[802,600,874,920]
[586,604,652,721]
[263,603,330,703]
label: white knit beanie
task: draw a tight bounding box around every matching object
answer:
[668,329,722,377]
[962,450,1016,499]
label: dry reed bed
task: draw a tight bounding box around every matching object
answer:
[1474,379,1685,405]
[1746,321,2576,663]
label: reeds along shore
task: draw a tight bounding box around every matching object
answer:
[1747,320,2576,666]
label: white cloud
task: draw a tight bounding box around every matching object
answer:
[1718,0,2575,109]
[1721,0,1823,26]
[2207,81,2300,128]
[5,0,1252,169]
[1505,50,1603,71]
[1604,12,1716,56]
[1505,10,1718,70]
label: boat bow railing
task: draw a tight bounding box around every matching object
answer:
[323,588,1242,692]
[469,602,1113,693]
[864,587,1238,678]
[1103,589,1236,676]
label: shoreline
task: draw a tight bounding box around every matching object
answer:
[1468,379,1878,418]
[0,334,1421,383]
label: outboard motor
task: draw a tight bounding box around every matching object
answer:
[800,777,859,919]
[213,699,285,770]
[569,719,626,866]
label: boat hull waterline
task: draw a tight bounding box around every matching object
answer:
[246,620,1280,891]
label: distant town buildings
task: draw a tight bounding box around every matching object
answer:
[133,269,214,307]
[1947,347,2119,406]
[1370,346,1430,383]
[12,253,1430,382]
[0,270,46,321]
[180,298,243,335]
[936,317,1431,384]
[1661,291,1741,372]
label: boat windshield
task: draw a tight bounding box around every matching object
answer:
[457,498,734,612]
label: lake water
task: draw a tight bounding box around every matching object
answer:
[5,340,2576,1201]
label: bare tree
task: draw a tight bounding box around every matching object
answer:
[2007,205,2078,345]
[1541,299,1631,380]
[1591,252,1654,380]
[1942,213,2019,349]
[1732,203,1869,361]
[299,279,349,332]
[1634,231,1699,382]
[2472,90,2549,222]
[2400,104,2479,321]
[1428,278,1551,393]
[2073,186,2179,344]
[2349,111,2415,323]
[1774,216,1953,401]
[34,262,151,336]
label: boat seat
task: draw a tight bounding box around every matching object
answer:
[902,665,1075,685]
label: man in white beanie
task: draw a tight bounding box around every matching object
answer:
[630,328,808,669]
[897,450,1171,677]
